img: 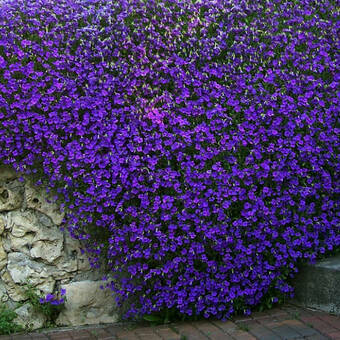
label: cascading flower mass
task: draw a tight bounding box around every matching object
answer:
[0,0,339,320]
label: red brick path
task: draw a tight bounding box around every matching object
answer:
[1,305,339,340]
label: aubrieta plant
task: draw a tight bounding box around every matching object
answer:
[39,289,66,306]
[22,284,66,326]
[0,0,339,321]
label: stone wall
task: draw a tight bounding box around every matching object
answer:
[0,164,118,329]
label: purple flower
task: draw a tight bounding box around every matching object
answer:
[45,294,54,302]
[50,300,63,306]
[0,56,6,68]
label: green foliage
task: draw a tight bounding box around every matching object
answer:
[0,303,23,335]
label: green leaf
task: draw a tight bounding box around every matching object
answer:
[143,315,163,322]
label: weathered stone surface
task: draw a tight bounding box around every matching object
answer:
[0,180,24,212]
[0,171,119,328]
[56,280,118,326]
[71,268,107,282]
[292,254,340,315]
[7,210,63,262]
[64,234,90,272]
[0,241,7,270]
[6,251,71,288]
[14,303,46,330]
[25,180,64,225]
[8,210,40,237]
[0,215,4,235]
[78,255,91,272]
[31,223,63,263]
[1,270,26,301]
[30,240,63,264]
[1,237,11,253]
[7,252,55,293]
[8,234,35,256]
[53,233,90,274]
[54,256,77,273]
[0,164,18,182]
[35,280,56,294]
[0,280,8,302]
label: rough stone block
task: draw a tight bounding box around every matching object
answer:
[0,215,4,235]
[0,241,7,270]
[14,303,46,330]
[0,180,24,212]
[25,179,65,225]
[56,280,118,326]
[292,255,340,315]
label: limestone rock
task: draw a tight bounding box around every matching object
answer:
[56,280,118,326]
[3,299,17,310]
[14,303,46,330]
[63,233,89,272]
[8,210,40,237]
[78,255,91,272]
[31,221,63,263]
[1,270,26,301]
[6,210,39,255]
[0,241,7,270]
[54,255,77,273]
[30,240,62,264]
[7,252,55,290]
[8,234,34,256]
[25,180,64,225]
[71,268,107,282]
[6,251,71,289]
[0,171,119,328]
[35,280,55,295]
[0,280,8,302]
[7,210,64,263]
[1,237,11,253]
[53,233,90,274]
[0,180,24,212]
[0,215,4,235]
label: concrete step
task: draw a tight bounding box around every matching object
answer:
[291,254,340,315]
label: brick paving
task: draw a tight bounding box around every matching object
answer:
[1,304,339,340]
